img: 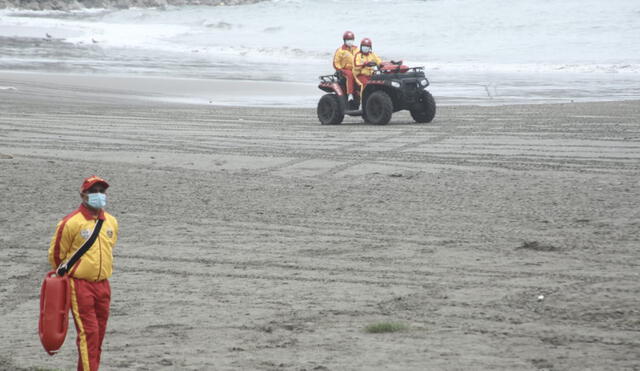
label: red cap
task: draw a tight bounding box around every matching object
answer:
[343,30,354,40]
[361,38,372,47]
[80,175,109,192]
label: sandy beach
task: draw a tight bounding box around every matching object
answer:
[0,72,639,370]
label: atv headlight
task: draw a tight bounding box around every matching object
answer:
[420,79,428,86]
[391,81,401,88]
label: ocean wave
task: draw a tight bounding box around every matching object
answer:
[424,62,640,75]
[0,0,265,11]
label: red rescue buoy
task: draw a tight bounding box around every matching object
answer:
[39,271,71,355]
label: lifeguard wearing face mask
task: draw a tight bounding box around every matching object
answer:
[333,30,359,101]
[353,38,382,96]
[49,176,118,282]
[48,175,119,371]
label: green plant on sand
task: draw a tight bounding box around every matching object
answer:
[364,322,409,333]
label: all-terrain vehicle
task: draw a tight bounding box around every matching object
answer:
[317,61,436,125]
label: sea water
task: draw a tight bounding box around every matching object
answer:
[1,0,639,106]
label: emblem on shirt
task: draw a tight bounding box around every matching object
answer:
[80,229,91,240]
[106,229,113,238]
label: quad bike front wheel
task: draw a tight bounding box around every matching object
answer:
[410,90,436,123]
[317,94,345,125]
[365,90,393,125]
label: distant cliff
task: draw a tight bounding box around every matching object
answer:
[0,0,264,10]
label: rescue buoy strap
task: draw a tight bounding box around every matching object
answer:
[56,219,104,276]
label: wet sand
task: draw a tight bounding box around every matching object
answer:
[0,73,639,370]
[0,71,316,107]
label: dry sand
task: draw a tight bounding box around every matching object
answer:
[0,73,639,371]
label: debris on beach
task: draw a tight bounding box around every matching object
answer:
[517,240,559,252]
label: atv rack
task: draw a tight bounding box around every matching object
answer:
[319,74,339,83]
[374,66,425,75]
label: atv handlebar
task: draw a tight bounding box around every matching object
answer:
[367,60,404,70]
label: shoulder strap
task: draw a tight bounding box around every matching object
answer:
[56,219,104,276]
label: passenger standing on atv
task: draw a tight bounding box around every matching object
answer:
[353,38,382,96]
[333,31,358,105]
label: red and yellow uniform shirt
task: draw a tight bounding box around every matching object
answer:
[333,45,358,70]
[48,204,118,282]
[353,51,383,77]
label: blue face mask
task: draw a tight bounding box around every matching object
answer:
[361,46,371,54]
[87,193,107,209]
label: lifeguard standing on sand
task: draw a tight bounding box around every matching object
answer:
[333,30,358,106]
[48,175,118,371]
[353,38,382,96]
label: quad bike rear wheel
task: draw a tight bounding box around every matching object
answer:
[365,90,393,125]
[410,90,436,123]
[317,94,345,125]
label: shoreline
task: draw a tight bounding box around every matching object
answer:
[0,70,319,107]
[3,70,639,109]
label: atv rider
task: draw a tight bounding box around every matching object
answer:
[333,31,358,105]
[353,38,382,97]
